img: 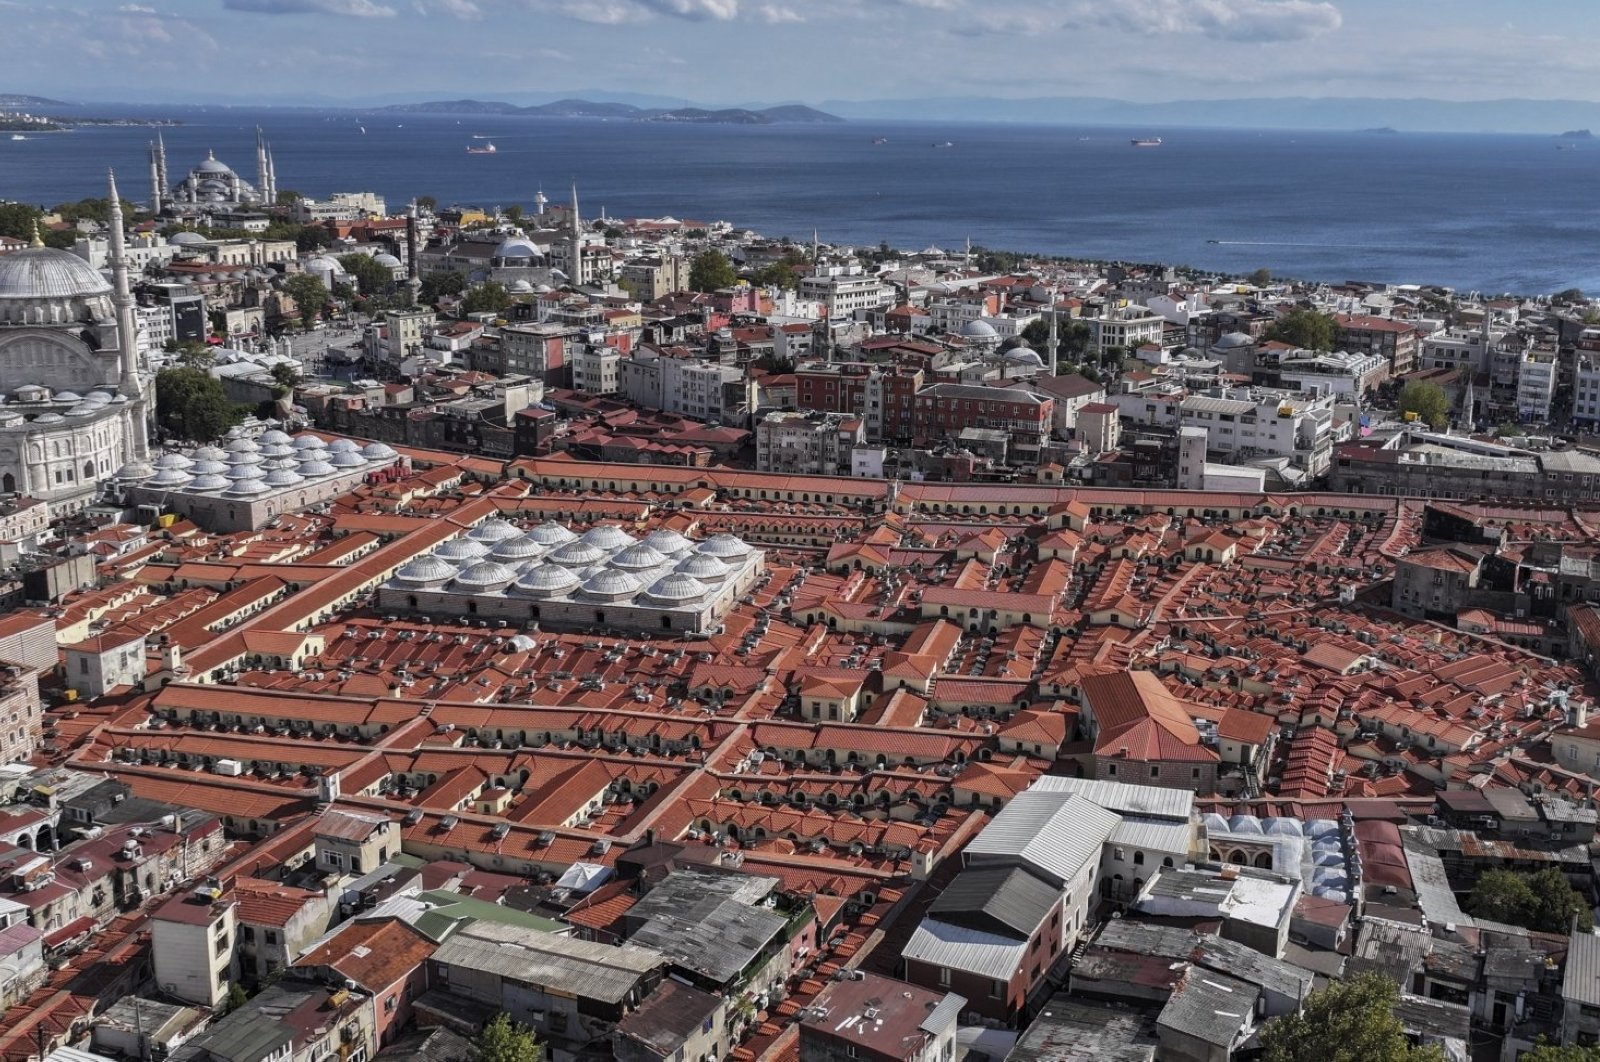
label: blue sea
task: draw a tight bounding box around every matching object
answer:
[2,104,1598,295]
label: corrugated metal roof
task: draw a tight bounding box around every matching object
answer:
[1564,929,1600,1007]
[931,865,1058,939]
[1157,969,1258,1047]
[965,790,1120,886]
[1110,816,1194,855]
[430,921,662,1003]
[919,992,966,1037]
[904,918,1028,980]
[1032,775,1194,821]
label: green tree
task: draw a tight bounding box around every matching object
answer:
[416,195,438,212]
[419,270,467,305]
[471,1014,540,1062]
[338,253,393,296]
[1465,869,1535,925]
[275,189,302,208]
[0,203,41,242]
[282,273,331,329]
[461,280,511,316]
[269,362,302,398]
[1249,268,1273,286]
[294,226,332,254]
[174,341,216,370]
[689,250,737,293]
[1519,1039,1600,1062]
[1527,867,1594,933]
[504,205,524,226]
[1259,972,1445,1062]
[1398,380,1451,430]
[1265,308,1338,351]
[1554,288,1586,304]
[224,982,248,1014]
[1466,868,1593,933]
[155,367,246,442]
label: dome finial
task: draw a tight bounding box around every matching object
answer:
[28,217,43,248]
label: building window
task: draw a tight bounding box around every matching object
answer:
[938,967,951,987]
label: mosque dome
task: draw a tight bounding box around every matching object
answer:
[394,555,456,586]
[452,561,518,591]
[467,517,522,543]
[1214,332,1256,350]
[494,236,541,261]
[610,543,667,571]
[262,468,304,487]
[169,231,209,248]
[645,573,709,603]
[258,429,292,445]
[187,474,230,491]
[293,434,327,449]
[547,540,607,567]
[223,477,268,497]
[527,521,578,547]
[296,460,336,477]
[510,280,535,294]
[1004,345,1044,367]
[960,318,998,339]
[325,438,360,453]
[513,563,580,597]
[581,568,642,600]
[676,553,730,582]
[361,442,397,461]
[641,529,694,556]
[0,247,113,302]
[696,533,752,559]
[432,538,490,563]
[580,524,636,552]
[489,535,545,563]
[329,451,367,468]
[372,253,402,268]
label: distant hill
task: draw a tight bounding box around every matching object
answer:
[0,93,68,109]
[380,97,843,124]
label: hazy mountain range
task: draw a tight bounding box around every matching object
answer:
[377,98,842,125]
[19,89,1600,133]
[817,95,1600,133]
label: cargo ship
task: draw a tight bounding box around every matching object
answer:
[467,142,497,154]
[1131,137,1162,147]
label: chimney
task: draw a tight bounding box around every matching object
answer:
[1574,701,1590,730]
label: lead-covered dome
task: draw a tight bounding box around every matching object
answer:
[0,247,113,302]
[513,563,580,597]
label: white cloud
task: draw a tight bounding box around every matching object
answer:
[638,0,739,18]
[118,4,158,12]
[754,3,800,22]
[222,0,397,15]
[1075,0,1342,43]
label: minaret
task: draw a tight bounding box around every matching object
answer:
[266,144,277,203]
[28,217,43,249]
[148,142,163,215]
[534,186,548,218]
[811,229,820,270]
[155,131,168,194]
[404,199,422,306]
[256,127,268,203]
[567,181,582,284]
[1047,287,1059,376]
[107,170,149,460]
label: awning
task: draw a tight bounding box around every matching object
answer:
[44,916,96,949]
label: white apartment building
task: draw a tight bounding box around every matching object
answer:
[1420,327,1501,375]
[621,347,755,426]
[1516,350,1558,421]
[1575,357,1600,427]
[1274,349,1389,397]
[1087,304,1166,354]
[798,267,894,317]
[571,345,621,395]
[1119,385,1337,478]
[755,411,864,477]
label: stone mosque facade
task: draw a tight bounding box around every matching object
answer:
[0,172,151,511]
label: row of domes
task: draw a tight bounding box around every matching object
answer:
[118,434,398,490]
[395,555,717,604]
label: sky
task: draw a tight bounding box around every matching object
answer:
[7,0,1600,107]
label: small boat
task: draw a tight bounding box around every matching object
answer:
[1131,137,1162,147]
[9,134,25,142]
[359,125,367,134]
[872,136,888,145]
[932,141,954,148]
[471,134,491,139]
[467,142,497,154]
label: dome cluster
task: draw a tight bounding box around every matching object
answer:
[386,519,752,608]
[116,429,397,495]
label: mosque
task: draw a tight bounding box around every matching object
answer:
[0,172,152,511]
[149,128,278,215]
